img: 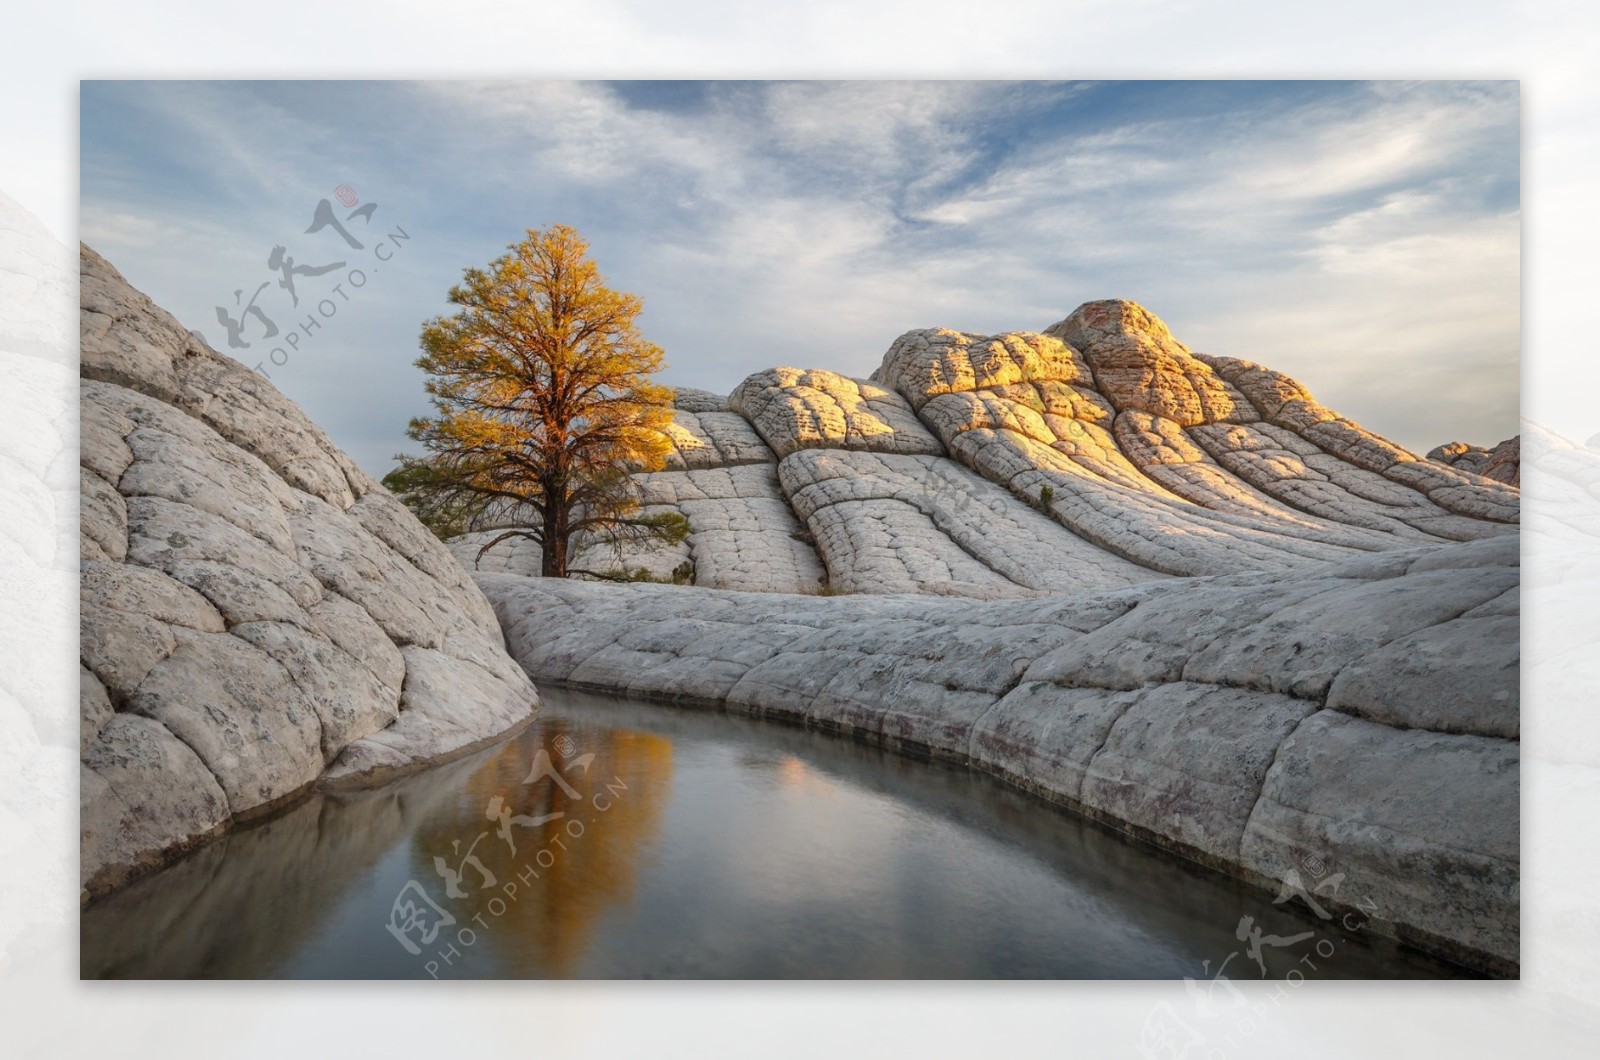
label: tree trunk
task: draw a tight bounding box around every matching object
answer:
[542,498,569,577]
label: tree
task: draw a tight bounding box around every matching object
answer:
[384,225,686,578]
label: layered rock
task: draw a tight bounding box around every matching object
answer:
[82,750,475,978]
[477,532,1520,975]
[468,299,1517,595]
[780,449,1158,596]
[77,268,1514,972]
[890,302,1514,571]
[1430,435,1521,487]
[79,246,540,898]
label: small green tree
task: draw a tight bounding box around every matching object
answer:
[385,225,686,578]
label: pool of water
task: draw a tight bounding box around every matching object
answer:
[81,687,1471,979]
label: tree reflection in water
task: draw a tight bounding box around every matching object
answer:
[410,719,673,976]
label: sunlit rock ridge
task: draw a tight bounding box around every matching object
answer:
[1429,435,1521,487]
[457,298,1519,594]
[78,246,540,898]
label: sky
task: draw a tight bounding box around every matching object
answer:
[79,80,1520,477]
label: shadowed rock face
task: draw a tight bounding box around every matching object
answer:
[457,299,1519,594]
[78,246,540,899]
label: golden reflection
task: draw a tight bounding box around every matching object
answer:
[773,753,841,798]
[410,720,673,976]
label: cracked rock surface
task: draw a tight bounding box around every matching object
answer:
[1430,435,1521,487]
[79,245,539,898]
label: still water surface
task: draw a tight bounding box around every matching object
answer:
[82,688,1469,979]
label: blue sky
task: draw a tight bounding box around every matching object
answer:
[80,80,1519,476]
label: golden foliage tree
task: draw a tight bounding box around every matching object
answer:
[385,225,684,578]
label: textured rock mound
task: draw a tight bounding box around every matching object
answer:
[728,367,944,459]
[478,532,1520,975]
[79,246,540,898]
[465,300,1519,596]
[1430,435,1521,487]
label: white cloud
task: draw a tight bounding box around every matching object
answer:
[80,79,1520,471]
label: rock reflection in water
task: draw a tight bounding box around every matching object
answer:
[81,688,1473,979]
[82,712,672,979]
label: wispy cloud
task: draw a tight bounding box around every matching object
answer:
[79,80,1519,474]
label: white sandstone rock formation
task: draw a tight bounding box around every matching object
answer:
[779,448,1159,596]
[462,296,1521,976]
[728,366,945,460]
[79,246,540,898]
[464,299,1518,597]
[76,243,1521,976]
